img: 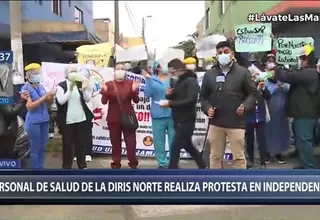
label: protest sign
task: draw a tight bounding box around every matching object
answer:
[196,35,226,58]
[275,37,314,65]
[115,44,148,62]
[76,43,112,67]
[235,23,272,52]
[157,48,185,68]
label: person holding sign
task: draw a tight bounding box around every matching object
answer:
[100,63,140,169]
[200,41,258,169]
[274,45,319,169]
[55,66,94,169]
[143,61,175,169]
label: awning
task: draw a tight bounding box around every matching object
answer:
[22,20,101,44]
[23,31,101,44]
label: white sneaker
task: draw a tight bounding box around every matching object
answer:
[86,155,92,162]
[49,133,54,139]
[73,157,77,162]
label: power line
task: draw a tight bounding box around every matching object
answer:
[124,1,141,31]
[123,1,141,35]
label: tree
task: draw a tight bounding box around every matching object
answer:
[173,39,195,58]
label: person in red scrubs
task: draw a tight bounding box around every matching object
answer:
[100,63,140,169]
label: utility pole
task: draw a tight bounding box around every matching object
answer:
[10,1,24,80]
[114,0,120,46]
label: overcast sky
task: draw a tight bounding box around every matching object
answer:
[93,1,204,56]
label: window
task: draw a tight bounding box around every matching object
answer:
[74,7,83,24]
[52,0,61,16]
[205,8,210,29]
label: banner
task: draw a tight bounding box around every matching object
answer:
[76,43,112,67]
[235,23,272,52]
[275,37,314,65]
[196,35,226,58]
[41,62,209,158]
[115,44,148,62]
[1,170,320,205]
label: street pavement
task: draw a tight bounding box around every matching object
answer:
[1,153,320,219]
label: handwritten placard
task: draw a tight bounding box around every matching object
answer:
[275,37,314,65]
[235,23,272,52]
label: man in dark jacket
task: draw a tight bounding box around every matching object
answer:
[199,41,258,169]
[159,58,206,169]
[275,46,319,169]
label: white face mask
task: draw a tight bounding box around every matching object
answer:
[266,62,275,70]
[217,53,232,66]
[114,70,126,81]
[205,65,213,70]
[186,64,196,71]
[68,72,77,81]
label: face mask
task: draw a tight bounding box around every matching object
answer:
[68,72,77,81]
[217,53,231,66]
[266,62,275,69]
[161,66,168,74]
[114,70,126,81]
[171,75,179,80]
[30,74,41,83]
[186,64,196,71]
[205,65,213,70]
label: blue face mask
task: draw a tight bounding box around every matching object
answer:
[30,74,41,83]
[217,53,231,66]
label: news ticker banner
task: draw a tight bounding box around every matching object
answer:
[1,170,320,205]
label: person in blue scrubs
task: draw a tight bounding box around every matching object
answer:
[143,61,175,168]
[21,63,55,169]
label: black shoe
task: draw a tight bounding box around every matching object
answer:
[265,153,271,164]
[246,161,254,169]
[157,166,167,169]
[275,155,286,164]
[293,165,304,169]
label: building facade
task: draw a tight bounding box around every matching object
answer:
[94,18,114,45]
[196,17,205,39]
[205,1,320,56]
[0,0,94,32]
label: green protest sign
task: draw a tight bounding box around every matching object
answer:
[235,23,272,52]
[275,37,314,65]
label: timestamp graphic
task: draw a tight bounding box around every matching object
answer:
[0,51,13,64]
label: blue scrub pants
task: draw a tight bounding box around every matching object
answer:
[25,121,49,169]
[152,117,175,168]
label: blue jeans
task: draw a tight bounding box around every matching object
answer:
[152,117,175,168]
[25,122,49,169]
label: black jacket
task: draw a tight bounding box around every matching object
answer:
[167,70,199,123]
[200,63,258,128]
[275,66,319,118]
[0,94,26,137]
[55,81,94,129]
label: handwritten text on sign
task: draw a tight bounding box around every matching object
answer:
[276,37,314,65]
[235,23,272,52]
